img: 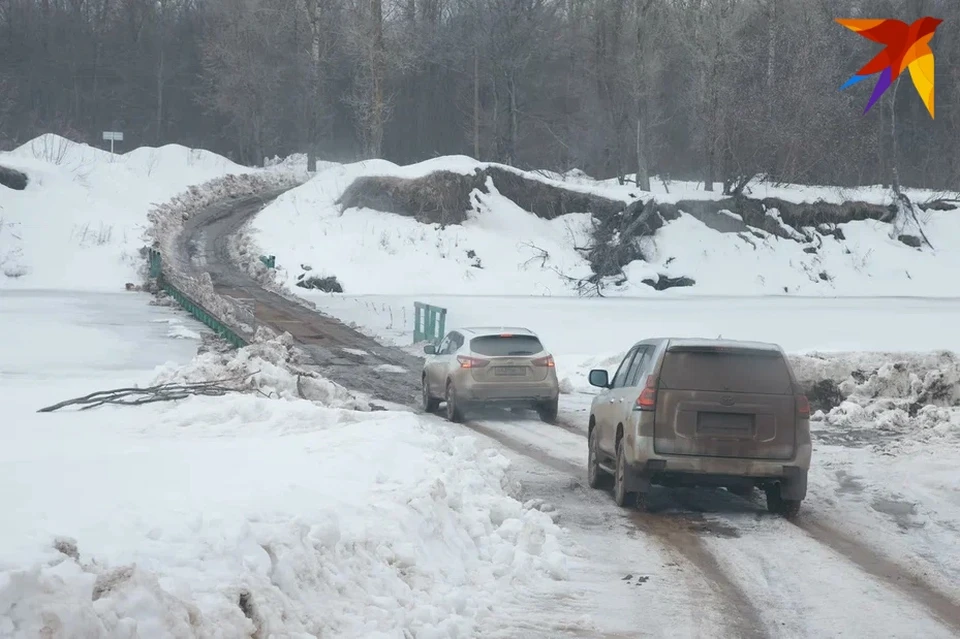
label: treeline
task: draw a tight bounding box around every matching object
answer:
[1,0,959,190]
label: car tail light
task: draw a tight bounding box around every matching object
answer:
[634,375,658,411]
[532,355,555,368]
[795,394,810,418]
[457,355,489,369]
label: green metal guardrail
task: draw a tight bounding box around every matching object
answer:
[147,247,248,349]
[413,302,446,345]
[149,247,162,278]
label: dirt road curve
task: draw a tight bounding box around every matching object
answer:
[173,190,424,406]
[175,190,960,638]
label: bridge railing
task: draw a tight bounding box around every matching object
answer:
[413,302,446,345]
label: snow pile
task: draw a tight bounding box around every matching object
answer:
[150,317,203,341]
[153,332,368,410]
[2,317,580,638]
[794,351,960,453]
[619,207,960,297]
[1,416,573,637]
[246,158,599,296]
[238,155,960,298]
[0,134,258,290]
[263,153,339,175]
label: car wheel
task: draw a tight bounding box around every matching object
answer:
[421,376,440,413]
[537,398,559,424]
[765,486,802,519]
[445,382,465,423]
[587,425,611,489]
[613,439,636,508]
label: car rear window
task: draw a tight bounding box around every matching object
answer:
[470,335,544,356]
[659,350,793,394]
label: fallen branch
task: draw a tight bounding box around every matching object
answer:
[37,373,258,413]
[520,241,550,268]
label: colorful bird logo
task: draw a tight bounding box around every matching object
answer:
[836,17,942,119]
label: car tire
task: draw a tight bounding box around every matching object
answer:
[537,398,559,424]
[613,439,636,508]
[765,486,802,519]
[445,382,465,423]
[587,425,611,489]
[422,376,440,413]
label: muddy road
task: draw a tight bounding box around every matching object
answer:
[174,190,960,638]
[173,190,424,406]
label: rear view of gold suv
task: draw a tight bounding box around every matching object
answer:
[421,327,560,423]
[586,338,812,518]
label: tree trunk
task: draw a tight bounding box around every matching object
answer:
[473,46,480,160]
[156,48,164,143]
[369,0,386,158]
[766,0,776,91]
[635,113,650,190]
[704,82,719,191]
[633,0,654,190]
[506,72,518,165]
[890,76,901,193]
[306,0,323,171]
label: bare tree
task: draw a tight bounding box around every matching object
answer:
[2,0,960,191]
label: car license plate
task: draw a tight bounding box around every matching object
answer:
[495,366,526,376]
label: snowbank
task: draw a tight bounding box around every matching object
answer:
[145,170,307,339]
[580,172,959,207]
[249,160,600,296]
[1,309,579,638]
[242,156,960,299]
[793,351,960,455]
[617,208,960,297]
[0,134,255,290]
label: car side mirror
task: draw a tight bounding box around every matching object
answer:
[588,369,610,388]
[423,344,437,355]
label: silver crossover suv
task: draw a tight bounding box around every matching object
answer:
[421,327,560,423]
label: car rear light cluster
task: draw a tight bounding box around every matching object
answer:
[457,355,489,369]
[795,394,810,418]
[634,375,658,411]
[532,355,555,367]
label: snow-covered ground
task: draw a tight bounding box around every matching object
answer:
[5,137,960,635]
[0,291,600,637]
[0,135,254,290]
[246,158,960,297]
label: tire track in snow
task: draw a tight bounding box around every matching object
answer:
[552,415,960,633]
[795,517,960,633]
[471,414,960,636]
[461,417,768,639]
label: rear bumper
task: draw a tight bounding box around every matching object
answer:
[456,378,559,404]
[624,433,811,498]
[627,437,811,475]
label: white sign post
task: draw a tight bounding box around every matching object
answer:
[102,131,124,154]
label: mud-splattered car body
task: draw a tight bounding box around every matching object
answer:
[586,337,812,517]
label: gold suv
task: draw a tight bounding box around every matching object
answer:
[422,327,560,423]
[587,337,812,518]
